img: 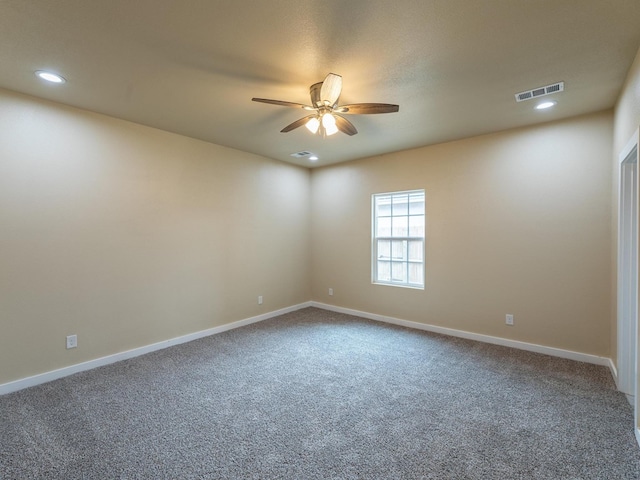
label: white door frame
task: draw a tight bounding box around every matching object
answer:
[617,128,639,446]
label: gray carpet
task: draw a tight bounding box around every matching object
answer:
[1,307,639,479]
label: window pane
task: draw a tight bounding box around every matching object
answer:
[391,261,407,283]
[409,193,424,215]
[376,195,392,217]
[408,262,423,285]
[409,215,424,236]
[377,239,391,260]
[391,240,407,260]
[392,194,409,216]
[377,261,391,282]
[408,240,423,261]
[392,216,409,237]
[377,216,391,237]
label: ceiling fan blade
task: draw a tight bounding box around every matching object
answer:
[280,115,316,133]
[252,98,313,109]
[310,82,322,107]
[335,103,399,114]
[320,73,342,106]
[334,114,358,136]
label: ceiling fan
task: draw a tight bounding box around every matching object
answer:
[252,73,399,137]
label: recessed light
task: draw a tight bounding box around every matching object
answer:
[308,155,319,161]
[35,70,66,84]
[535,101,556,110]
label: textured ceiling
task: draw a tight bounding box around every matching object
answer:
[1,0,640,167]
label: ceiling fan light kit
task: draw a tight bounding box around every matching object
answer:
[305,117,320,134]
[252,73,399,137]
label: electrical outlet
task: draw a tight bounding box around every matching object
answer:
[329,288,333,296]
[66,334,78,349]
[506,314,514,326]
[258,295,263,305]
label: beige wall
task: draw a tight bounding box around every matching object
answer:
[311,111,613,356]
[611,45,640,366]
[0,85,621,388]
[614,47,640,154]
[0,89,310,385]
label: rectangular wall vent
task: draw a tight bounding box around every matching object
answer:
[290,151,312,158]
[515,82,564,102]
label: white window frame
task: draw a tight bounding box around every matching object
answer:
[372,189,425,289]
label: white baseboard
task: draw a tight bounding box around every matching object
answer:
[1,301,614,396]
[310,302,612,367]
[0,302,312,396]
[609,358,619,387]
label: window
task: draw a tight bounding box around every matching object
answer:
[372,190,425,288]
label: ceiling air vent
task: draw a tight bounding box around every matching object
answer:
[515,82,564,102]
[290,151,313,158]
